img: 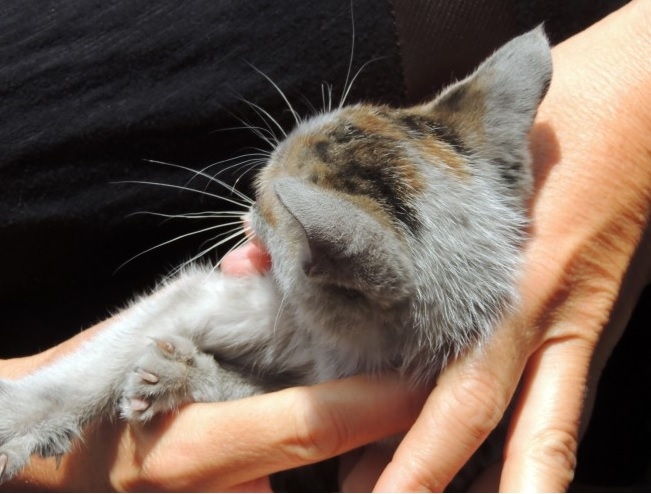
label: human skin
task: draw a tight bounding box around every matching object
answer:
[233,1,651,490]
[1,338,428,491]
[373,1,651,491]
[2,0,651,490]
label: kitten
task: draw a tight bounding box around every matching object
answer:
[0,28,551,487]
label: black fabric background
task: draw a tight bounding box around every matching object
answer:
[0,0,647,489]
[0,0,404,356]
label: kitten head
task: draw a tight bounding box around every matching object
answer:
[249,28,552,377]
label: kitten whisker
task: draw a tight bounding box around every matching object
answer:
[298,93,319,116]
[168,226,247,278]
[213,156,267,180]
[339,57,384,109]
[210,123,277,143]
[211,232,250,275]
[204,154,269,182]
[115,222,243,274]
[321,82,334,114]
[248,63,301,128]
[232,160,265,190]
[129,211,245,221]
[238,97,288,140]
[228,112,280,149]
[197,155,267,192]
[198,224,247,252]
[339,0,356,110]
[117,179,251,211]
[272,294,287,337]
[335,1,383,109]
[144,160,255,207]
[151,223,247,282]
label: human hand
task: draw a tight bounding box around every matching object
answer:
[374,1,651,491]
[221,2,651,491]
[1,348,428,491]
[6,2,649,489]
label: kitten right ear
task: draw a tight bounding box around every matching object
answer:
[423,27,552,194]
[273,177,415,303]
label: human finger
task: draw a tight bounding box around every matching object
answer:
[340,444,394,492]
[112,374,428,491]
[500,255,648,493]
[499,335,593,492]
[220,242,271,276]
[373,322,530,492]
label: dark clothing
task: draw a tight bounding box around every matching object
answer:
[0,0,647,488]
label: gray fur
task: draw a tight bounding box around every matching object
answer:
[429,26,551,201]
[0,29,552,484]
[274,177,416,302]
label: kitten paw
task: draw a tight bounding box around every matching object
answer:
[120,336,221,422]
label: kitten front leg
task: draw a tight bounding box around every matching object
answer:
[0,380,83,479]
[0,329,135,479]
[0,268,282,482]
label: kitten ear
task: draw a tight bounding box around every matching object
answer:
[424,27,552,193]
[274,177,414,302]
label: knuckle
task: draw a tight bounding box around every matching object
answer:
[122,463,172,492]
[286,392,349,464]
[528,428,578,478]
[111,469,155,493]
[117,450,190,492]
[445,370,507,441]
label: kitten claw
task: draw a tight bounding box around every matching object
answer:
[152,338,175,355]
[0,453,7,478]
[129,397,150,412]
[54,454,62,470]
[137,368,159,384]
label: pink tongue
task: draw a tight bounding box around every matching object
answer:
[221,242,272,276]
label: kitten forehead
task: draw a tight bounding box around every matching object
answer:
[278,104,470,173]
[257,102,484,235]
[265,106,432,233]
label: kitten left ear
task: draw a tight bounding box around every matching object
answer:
[274,177,414,302]
[423,27,552,194]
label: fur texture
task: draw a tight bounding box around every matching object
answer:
[0,28,552,486]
